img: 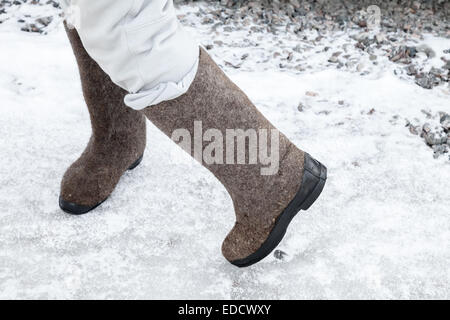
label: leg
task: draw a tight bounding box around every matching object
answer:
[63,1,327,266]
[63,0,198,109]
[60,25,146,214]
[142,49,327,267]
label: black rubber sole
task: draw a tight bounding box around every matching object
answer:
[231,153,327,268]
[59,154,144,215]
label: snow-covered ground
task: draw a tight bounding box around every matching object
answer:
[0,2,449,299]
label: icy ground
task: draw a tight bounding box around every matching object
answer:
[1,3,449,299]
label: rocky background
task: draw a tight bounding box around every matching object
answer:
[1,0,449,158]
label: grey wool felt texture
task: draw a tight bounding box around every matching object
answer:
[60,25,147,208]
[142,48,306,262]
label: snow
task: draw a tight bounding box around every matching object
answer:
[420,34,450,70]
[0,4,449,299]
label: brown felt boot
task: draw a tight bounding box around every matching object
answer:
[59,25,147,215]
[142,48,327,267]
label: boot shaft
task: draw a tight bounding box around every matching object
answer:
[65,25,146,141]
[143,49,305,218]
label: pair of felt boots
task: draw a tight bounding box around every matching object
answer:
[61,27,327,267]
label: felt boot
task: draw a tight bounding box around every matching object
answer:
[142,48,327,267]
[59,26,147,215]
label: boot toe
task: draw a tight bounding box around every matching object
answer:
[59,196,105,215]
[59,163,116,215]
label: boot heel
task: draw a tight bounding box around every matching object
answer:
[300,174,326,210]
[300,154,327,211]
[127,154,144,170]
[231,154,327,267]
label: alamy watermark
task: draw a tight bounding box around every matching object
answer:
[169,121,280,176]
[366,5,381,30]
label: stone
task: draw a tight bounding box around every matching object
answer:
[274,250,288,260]
[417,44,436,59]
[416,75,433,89]
[305,91,318,97]
[405,65,417,76]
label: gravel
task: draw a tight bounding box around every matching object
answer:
[406,111,450,160]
